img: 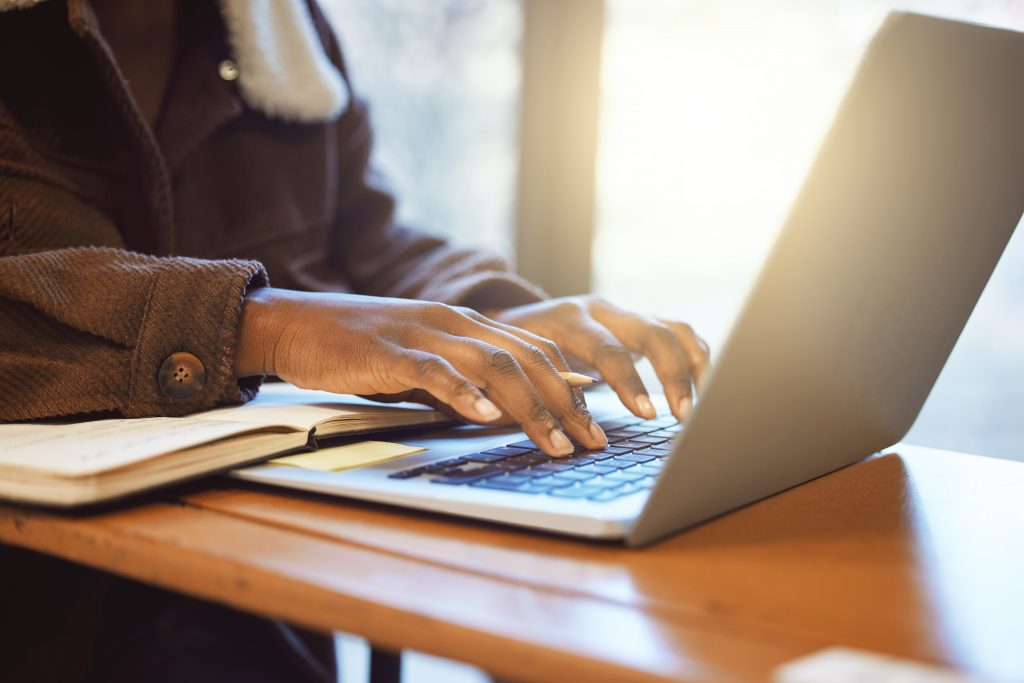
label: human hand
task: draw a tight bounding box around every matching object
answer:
[234,288,607,456]
[487,295,710,421]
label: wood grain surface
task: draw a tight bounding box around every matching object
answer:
[1,443,1021,683]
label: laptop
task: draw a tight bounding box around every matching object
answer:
[235,12,1024,546]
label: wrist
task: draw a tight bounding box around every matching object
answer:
[234,287,285,378]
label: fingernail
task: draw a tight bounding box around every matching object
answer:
[635,395,656,419]
[473,397,502,422]
[588,420,608,447]
[677,396,692,421]
[548,428,573,456]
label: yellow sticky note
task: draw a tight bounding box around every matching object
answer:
[269,441,426,472]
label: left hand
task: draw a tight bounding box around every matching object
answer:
[488,295,710,421]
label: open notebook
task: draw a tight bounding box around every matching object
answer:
[0,383,450,507]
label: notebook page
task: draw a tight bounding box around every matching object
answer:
[193,383,440,431]
[0,417,272,477]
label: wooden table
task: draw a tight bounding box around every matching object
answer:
[1,443,1022,683]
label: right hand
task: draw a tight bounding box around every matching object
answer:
[234,288,608,456]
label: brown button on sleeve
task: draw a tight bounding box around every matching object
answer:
[158,352,207,399]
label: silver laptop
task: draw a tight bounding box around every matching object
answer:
[235,13,1024,546]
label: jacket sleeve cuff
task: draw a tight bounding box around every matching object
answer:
[124,258,268,417]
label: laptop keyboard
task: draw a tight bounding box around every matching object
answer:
[387,415,681,503]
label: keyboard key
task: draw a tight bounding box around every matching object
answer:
[465,453,511,464]
[533,462,574,473]
[530,475,575,488]
[644,454,666,464]
[614,440,653,451]
[631,435,668,445]
[521,482,561,494]
[471,478,530,492]
[516,469,550,480]
[637,464,662,476]
[588,448,632,460]
[549,485,604,499]
[633,424,665,434]
[483,447,533,457]
[588,452,618,461]
[562,456,596,467]
[632,448,668,458]
[592,477,628,489]
[605,433,639,442]
[604,470,645,483]
[588,490,623,502]
[553,470,597,482]
[506,439,538,450]
[602,432,643,444]
[424,457,467,473]
[615,482,644,496]
[615,453,656,464]
[488,474,533,486]
[648,429,676,439]
[387,468,425,479]
[498,455,542,471]
[637,477,657,489]
[606,458,640,470]
[576,464,616,476]
[597,418,640,431]
[431,465,502,485]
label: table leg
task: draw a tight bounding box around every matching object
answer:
[369,646,402,683]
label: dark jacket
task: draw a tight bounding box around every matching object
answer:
[0,1,544,680]
[0,0,544,423]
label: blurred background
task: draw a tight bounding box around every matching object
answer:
[319,3,1024,678]
[321,0,1024,465]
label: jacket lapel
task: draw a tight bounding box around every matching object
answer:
[156,0,244,176]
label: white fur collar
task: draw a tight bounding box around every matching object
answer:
[0,0,349,123]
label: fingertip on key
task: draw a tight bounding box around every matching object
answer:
[548,428,574,456]
[635,394,657,419]
[677,396,693,421]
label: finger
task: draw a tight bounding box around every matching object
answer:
[428,309,598,448]
[463,311,591,406]
[453,310,603,446]
[459,324,605,449]
[461,310,581,386]
[556,316,655,420]
[589,304,697,420]
[599,313,694,421]
[446,335,601,455]
[393,351,504,424]
[658,318,712,390]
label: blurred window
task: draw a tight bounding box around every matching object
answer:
[596,0,1024,460]
[321,0,523,256]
